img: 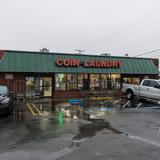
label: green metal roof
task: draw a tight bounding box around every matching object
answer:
[0,50,159,74]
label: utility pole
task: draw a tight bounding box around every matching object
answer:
[75,49,85,54]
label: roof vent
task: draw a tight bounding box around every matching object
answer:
[75,49,85,54]
[101,53,111,56]
[40,47,49,53]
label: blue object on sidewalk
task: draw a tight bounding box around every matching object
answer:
[67,99,84,106]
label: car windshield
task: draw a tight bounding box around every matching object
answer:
[158,81,160,84]
[0,86,8,94]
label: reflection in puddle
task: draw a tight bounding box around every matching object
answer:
[34,100,56,113]
[11,101,26,122]
[61,98,144,120]
[57,99,131,146]
[0,102,26,130]
[58,112,63,128]
[12,110,24,122]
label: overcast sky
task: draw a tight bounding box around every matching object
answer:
[0,0,160,57]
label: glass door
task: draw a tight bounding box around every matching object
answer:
[26,77,52,97]
[41,77,52,97]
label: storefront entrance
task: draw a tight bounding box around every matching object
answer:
[26,77,52,97]
[83,79,90,91]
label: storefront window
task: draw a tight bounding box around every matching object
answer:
[67,74,78,90]
[42,77,52,96]
[26,77,35,93]
[123,78,132,84]
[90,74,100,91]
[101,74,109,89]
[26,77,52,96]
[55,74,66,91]
[132,78,140,85]
[111,74,121,89]
[123,77,140,85]
[26,77,42,95]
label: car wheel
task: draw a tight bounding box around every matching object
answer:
[126,90,134,100]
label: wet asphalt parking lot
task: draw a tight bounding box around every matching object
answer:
[0,98,160,160]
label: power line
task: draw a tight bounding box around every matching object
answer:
[140,53,160,58]
[135,49,160,57]
[108,8,160,40]
[87,8,160,47]
[146,54,160,57]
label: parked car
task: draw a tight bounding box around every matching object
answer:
[122,79,160,100]
[0,85,13,115]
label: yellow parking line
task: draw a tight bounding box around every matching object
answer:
[89,96,113,101]
[31,102,43,115]
[27,103,37,116]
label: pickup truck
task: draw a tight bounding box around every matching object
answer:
[122,79,160,100]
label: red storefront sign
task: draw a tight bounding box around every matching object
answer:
[56,59,80,67]
[56,58,122,68]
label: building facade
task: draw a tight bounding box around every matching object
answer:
[0,50,159,99]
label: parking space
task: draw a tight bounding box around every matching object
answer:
[1,96,160,160]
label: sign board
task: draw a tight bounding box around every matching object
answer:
[70,74,74,83]
[144,76,149,79]
[56,58,122,68]
[5,74,13,80]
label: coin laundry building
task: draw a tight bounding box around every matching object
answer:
[0,50,159,99]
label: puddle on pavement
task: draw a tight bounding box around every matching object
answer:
[82,97,144,113]
[70,98,160,147]
[0,101,26,128]
[1,97,154,149]
[12,101,26,122]
[72,118,126,146]
[6,115,74,148]
[57,98,140,146]
[0,99,58,131]
[32,99,56,113]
